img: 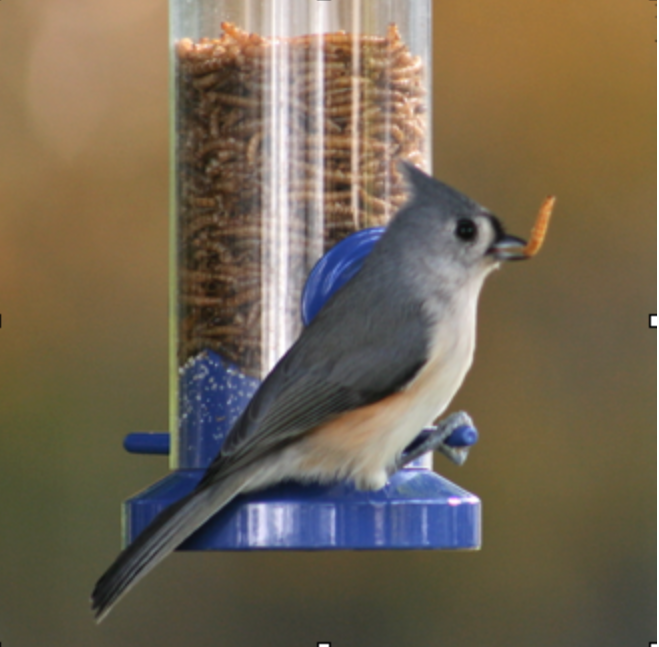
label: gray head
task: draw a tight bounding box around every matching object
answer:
[374,163,529,292]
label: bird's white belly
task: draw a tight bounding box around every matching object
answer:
[248,322,476,493]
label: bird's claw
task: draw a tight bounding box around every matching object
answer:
[394,411,478,472]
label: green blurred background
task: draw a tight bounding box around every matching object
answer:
[0,0,655,645]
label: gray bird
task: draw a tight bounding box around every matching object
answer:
[91,163,532,621]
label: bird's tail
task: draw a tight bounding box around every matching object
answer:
[91,471,251,623]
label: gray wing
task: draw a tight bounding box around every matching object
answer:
[198,258,432,486]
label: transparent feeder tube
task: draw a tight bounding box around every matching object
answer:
[170,0,432,469]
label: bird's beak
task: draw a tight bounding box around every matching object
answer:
[489,235,529,261]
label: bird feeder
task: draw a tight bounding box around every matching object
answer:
[122,0,481,551]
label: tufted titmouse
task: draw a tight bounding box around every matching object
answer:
[92,163,552,621]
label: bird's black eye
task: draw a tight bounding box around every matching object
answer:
[455,219,477,242]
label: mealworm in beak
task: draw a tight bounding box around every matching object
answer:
[524,195,555,257]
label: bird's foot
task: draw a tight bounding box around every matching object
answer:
[393,411,479,473]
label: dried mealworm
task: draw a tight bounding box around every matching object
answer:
[182,295,225,307]
[209,92,263,110]
[209,107,222,138]
[190,196,216,209]
[398,118,426,140]
[183,215,218,238]
[217,224,262,239]
[221,287,261,308]
[192,72,223,90]
[329,75,375,90]
[221,22,252,44]
[246,131,263,164]
[221,108,247,131]
[358,187,388,213]
[390,56,423,79]
[176,38,196,58]
[204,325,246,337]
[180,269,235,284]
[196,139,240,160]
[523,196,555,258]
[185,57,230,76]
[325,103,357,117]
[386,23,403,43]
[183,41,216,59]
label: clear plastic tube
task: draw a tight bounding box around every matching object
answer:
[170,0,432,468]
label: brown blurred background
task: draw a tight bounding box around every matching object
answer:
[0,0,655,645]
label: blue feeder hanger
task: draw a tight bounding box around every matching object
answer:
[123,229,481,550]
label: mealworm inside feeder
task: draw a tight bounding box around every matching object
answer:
[176,22,427,373]
[523,195,555,258]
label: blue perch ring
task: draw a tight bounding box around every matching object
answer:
[301,226,386,326]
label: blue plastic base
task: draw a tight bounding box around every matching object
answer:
[123,468,481,550]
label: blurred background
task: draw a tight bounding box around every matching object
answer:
[0,0,655,645]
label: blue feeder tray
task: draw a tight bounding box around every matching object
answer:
[125,466,480,550]
[123,228,482,551]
